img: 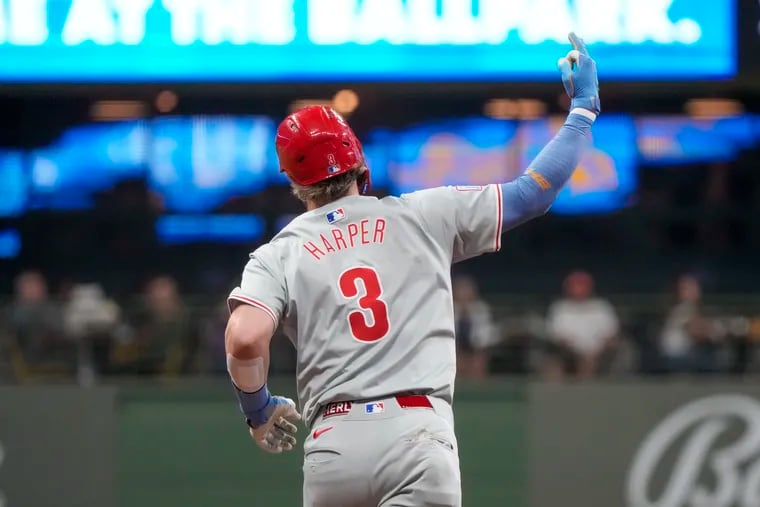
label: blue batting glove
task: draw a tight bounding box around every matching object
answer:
[244,392,293,428]
[558,32,601,115]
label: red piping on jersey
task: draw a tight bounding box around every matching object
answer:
[494,184,503,252]
[227,294,279,326]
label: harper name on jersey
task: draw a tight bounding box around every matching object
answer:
[303,218,387,261]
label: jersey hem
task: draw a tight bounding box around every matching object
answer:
[227,294,279,327]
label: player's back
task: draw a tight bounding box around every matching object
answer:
[229,185,502,423]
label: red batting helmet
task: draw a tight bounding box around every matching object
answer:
[275,106,370,193]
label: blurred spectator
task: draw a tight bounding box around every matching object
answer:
[200,302,230,374]
[62,283,122,385]
[115,276,198,375]
[659,274,723,373]
[4,271,71,379]
[542,270,620,381]
[453,275,498,379]
[741,318,760,373]
[488,310,542,375]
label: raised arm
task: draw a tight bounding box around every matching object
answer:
[501,33,601,231]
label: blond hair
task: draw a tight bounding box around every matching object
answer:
[291,167,364,207]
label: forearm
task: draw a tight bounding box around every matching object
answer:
[500,111,595,230]
[225,306,274,423]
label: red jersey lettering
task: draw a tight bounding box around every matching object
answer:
[305,219,387,260]
[304,241,325,260]
[332,228,348,250]
[373,219,386,244]
[360,219,370,245]
[320,234,336,253]
[347,223,359,247]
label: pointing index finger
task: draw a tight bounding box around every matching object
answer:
[568,32,588,56]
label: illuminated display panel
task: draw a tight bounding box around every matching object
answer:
[0,0,735,82]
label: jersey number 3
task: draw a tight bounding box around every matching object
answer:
[338,267,390,342]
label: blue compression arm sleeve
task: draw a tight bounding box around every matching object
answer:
[500,112,594,230]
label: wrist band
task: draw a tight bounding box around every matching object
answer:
[569,108,597,122]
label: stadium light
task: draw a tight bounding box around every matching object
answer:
[484,99,518,119]
[516,99,547,119]
[484,99,546,119]
[685,99,744,118]
[90,100,148,121]
[156,90,179,113]
[332,89,360,116]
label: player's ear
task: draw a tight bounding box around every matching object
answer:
[357,166,371,195]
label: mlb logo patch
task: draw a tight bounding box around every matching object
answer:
[326,208,346,224]
[327,155,340,175]
[365,402,385,414]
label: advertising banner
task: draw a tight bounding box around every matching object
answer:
[528,383,760,507]
[0,0,736,82]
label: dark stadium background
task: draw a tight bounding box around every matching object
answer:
[2,1,760,506]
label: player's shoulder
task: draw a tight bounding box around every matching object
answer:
[380,187,450,210]
[400,185,495,204]
[274,195,406,231]
[246,214,307,262]
[377,194,410,208]
[267,205,326,244]
[398,186,447,202]
[246,240,279,263]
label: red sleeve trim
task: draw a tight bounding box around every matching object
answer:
[494,184,503,252]
[227,294,279,326]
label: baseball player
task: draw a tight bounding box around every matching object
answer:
[225,33,600,507]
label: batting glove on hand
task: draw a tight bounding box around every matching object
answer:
[558,32,600,116]
[247,395,301,454]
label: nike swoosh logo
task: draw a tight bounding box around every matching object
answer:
[313,426,334,440]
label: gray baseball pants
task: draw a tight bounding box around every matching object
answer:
[302,395,461,507]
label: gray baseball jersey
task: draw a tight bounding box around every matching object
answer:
[228,184,503,424]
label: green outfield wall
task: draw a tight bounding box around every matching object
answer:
[0,387,117,507]
[7,379,757,507]
[118,379,527,507]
